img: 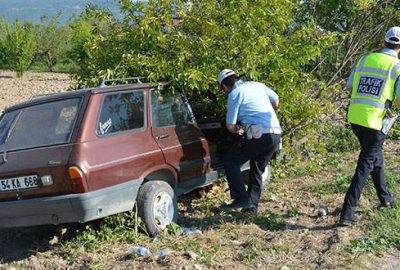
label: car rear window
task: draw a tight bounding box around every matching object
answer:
[0,98,81,151]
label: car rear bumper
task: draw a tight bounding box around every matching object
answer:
[0,179,142,228]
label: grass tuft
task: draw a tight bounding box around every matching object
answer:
[348,205,400,255]
[309,173,350,195]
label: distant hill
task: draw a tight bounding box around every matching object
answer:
[0,0,119,24]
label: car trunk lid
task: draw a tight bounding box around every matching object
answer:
[0,96,85,201]
[0,144,75,201]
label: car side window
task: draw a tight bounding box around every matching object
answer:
[151,90,192,127]
[97,90,145,135]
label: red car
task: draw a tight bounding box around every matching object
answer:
[0,81,269,236]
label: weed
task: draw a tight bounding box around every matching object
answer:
[239,237,263,264]
[268,245,280,255]
[165,222,182,235]
[324,154,342,167]
[347,205,400,255]
[347,237,381,254]
[274,158,325,179]
[326,126,358,153]
[309,173,350,195]
[251,211,284,230]
[240,250,259,264]
[287,208,302,217]
[58,212,146,262]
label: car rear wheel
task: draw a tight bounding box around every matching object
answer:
[136,180,177,237]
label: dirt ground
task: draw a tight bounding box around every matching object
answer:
[0,70,71,112]
[0,70,400,269]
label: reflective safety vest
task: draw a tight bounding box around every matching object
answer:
[348,52,400,130]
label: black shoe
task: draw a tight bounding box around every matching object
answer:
[380,199,396,208]
[249,204,258,215]
[338,218,357,227]
[219,198,251,211]
[242,203,258,214]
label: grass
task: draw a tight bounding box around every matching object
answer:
[343,145,400,256]
[250,211,285,230]
[309,173,351,195]
[58,212,147,263]
[29,60,75,73]
[348,205,400,255]
[53,148,400,268]
[5,140,400,269]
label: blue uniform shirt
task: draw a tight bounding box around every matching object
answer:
[226,80,281,129]
[347,48,400,96]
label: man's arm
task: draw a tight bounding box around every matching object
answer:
[265,86,279,110]
[226,90,242,134]
[394,78,400,107]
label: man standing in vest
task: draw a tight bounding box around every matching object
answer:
[340,27,400,226]
[216,69,281,213]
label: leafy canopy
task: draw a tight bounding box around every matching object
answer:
[69,0,334,159]
[0,18,35,77]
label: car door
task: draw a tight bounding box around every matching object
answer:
[78,89,164,191]
[150,90,210,183]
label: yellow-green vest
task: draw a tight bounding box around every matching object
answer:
[348,52,400,130]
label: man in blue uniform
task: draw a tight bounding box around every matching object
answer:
[217,69,281,213]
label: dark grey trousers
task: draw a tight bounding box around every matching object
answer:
[223,133,281,207]
[340,124,394,221]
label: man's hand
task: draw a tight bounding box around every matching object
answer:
[226,124,244,135]
[271,100,279,110]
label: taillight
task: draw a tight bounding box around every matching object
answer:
[68,166,88,193]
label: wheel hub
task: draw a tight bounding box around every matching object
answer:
[153,191,174,229]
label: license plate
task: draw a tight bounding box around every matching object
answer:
[0,175,39,192]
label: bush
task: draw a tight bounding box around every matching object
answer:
[0,18,35,77]
[326,125,359,153]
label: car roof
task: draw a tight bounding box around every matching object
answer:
[4,83,157,112]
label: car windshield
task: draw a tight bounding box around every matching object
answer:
[0,98,81,151]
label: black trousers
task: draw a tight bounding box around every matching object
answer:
[223,133,281,207]
[340,124,394,221]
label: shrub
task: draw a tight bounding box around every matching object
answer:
[0,18,35,77]
[326,125,359,153]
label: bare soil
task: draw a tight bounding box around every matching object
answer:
[0,70,71,112]
[0,70,399,270]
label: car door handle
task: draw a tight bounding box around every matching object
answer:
[156,134,169,140]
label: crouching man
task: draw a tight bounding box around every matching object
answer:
[217,69,281,213]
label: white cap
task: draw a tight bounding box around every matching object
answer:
[217,69,237,84]
[385,27,400,44]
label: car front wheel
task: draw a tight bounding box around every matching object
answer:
[136,180,177,237]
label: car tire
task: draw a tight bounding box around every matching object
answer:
[136,180,177,237]
[242,163,271,189]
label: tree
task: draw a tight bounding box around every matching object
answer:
[0,18,35,77]
[34,13,70,71]
[298,0,400,105]
[68,4,118,86]
[68,0,335,161]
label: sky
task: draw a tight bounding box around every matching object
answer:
[0,0,118,24]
